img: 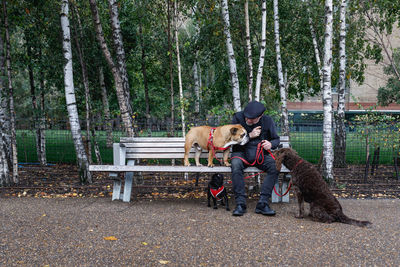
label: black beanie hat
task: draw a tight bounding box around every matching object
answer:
[243,101,266,119]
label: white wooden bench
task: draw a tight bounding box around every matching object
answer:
[89,136,291,203]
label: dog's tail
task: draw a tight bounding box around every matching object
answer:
[338,214,372,227]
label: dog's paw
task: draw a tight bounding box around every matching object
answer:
[224,163,231,167]
[196,163,203,167]
[207,164,214,168]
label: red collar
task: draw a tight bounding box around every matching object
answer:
[208,128,229,151]
[210,186,225,200]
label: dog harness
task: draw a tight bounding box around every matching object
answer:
[210,186,225,200]
[208,128,229,151]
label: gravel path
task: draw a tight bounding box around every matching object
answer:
[1,197,399,266]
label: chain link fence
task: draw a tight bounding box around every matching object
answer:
[15,118,400,166]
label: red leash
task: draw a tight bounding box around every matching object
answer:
[227,143,276,183]
[273,159,303,197]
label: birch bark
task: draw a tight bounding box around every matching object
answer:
[254,0,267,102]
[3,0,18,183]
[0,34,10,186]
[72,6,92,163]
[167,0,175,136]
[244,0,253,101]
[88,0,134,137]
[322,0,334,181]
[193,59,201,114]
[334,0,347,167]
[221,0,241,111]
[273,0,289,136]
[174,0,185,137]
[108,0,132,109]
[98,66,113,148]
[61,0,92,183]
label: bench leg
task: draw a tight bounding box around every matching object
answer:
[271,181,281,203]
[123,173,133,202]
[282,181,290,203]
[112,178,122,201]
[122,160,135,202]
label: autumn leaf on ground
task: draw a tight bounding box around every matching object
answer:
[159,260,170,264]
[104,236,118,241]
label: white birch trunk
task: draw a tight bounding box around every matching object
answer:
[334,0,348,167]
[221,0,241,111]
[322,0,334,181]
[0,34,10,186]
[254,0,267,101]
[88,0,134,137]
[98,66,113,148]
[61,0,92,183]
[174,0,185,137]
[273,0,289,136]
[244,0,253,101]
[193,59,201,114]
[108,0,132,110]
[3,0,18,184]
[72,8,92,164]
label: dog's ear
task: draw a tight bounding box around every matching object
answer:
[230,127,238,135]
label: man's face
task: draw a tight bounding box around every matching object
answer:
[245,115,262,126]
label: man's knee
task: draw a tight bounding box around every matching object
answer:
[231,158,244,171]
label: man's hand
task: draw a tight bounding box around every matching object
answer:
[249,126,261,139]
[261,140,272,150]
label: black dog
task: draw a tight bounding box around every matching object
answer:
[207,173,230,211]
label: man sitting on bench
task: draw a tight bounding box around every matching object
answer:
[230,101,280,217]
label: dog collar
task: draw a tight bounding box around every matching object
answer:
[292,159,303,170]
[210,186,225,200]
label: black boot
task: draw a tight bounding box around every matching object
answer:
[255,202,276,216]
[232,204,247,216]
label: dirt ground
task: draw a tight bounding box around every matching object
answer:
[1,197,399,266]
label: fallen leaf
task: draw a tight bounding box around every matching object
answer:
[159,260,170,264]
[104,236,118,241]
[142,242,148,246]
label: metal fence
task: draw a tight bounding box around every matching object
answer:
[14,119,400,166]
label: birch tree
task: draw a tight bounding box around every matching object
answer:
[221,0,241,111]
[322,0,334,181]
[334,0,348,167]
[3,0,17,183]
[244,0,253,101]
[108,0,132,111]
[61,0,91,183]
[254,0,267,102]
[98,66,113,148]
[0,34,10,186]
[71,5,92,163]
[273,0,289,136]
[89,0,134,137]
[167,0,175,136]
[193,58,201,114]
[174,0,186,137]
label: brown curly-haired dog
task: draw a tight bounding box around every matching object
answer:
[274,148,371,227]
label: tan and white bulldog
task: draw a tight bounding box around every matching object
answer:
[184,124,249,167]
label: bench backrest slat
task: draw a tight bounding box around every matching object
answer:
[118,135,289,160]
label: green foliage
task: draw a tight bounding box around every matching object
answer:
[378,48,400,106]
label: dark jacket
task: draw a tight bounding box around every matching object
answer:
[231,111,280,162]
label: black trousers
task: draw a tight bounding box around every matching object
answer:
[231,151,278,205]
